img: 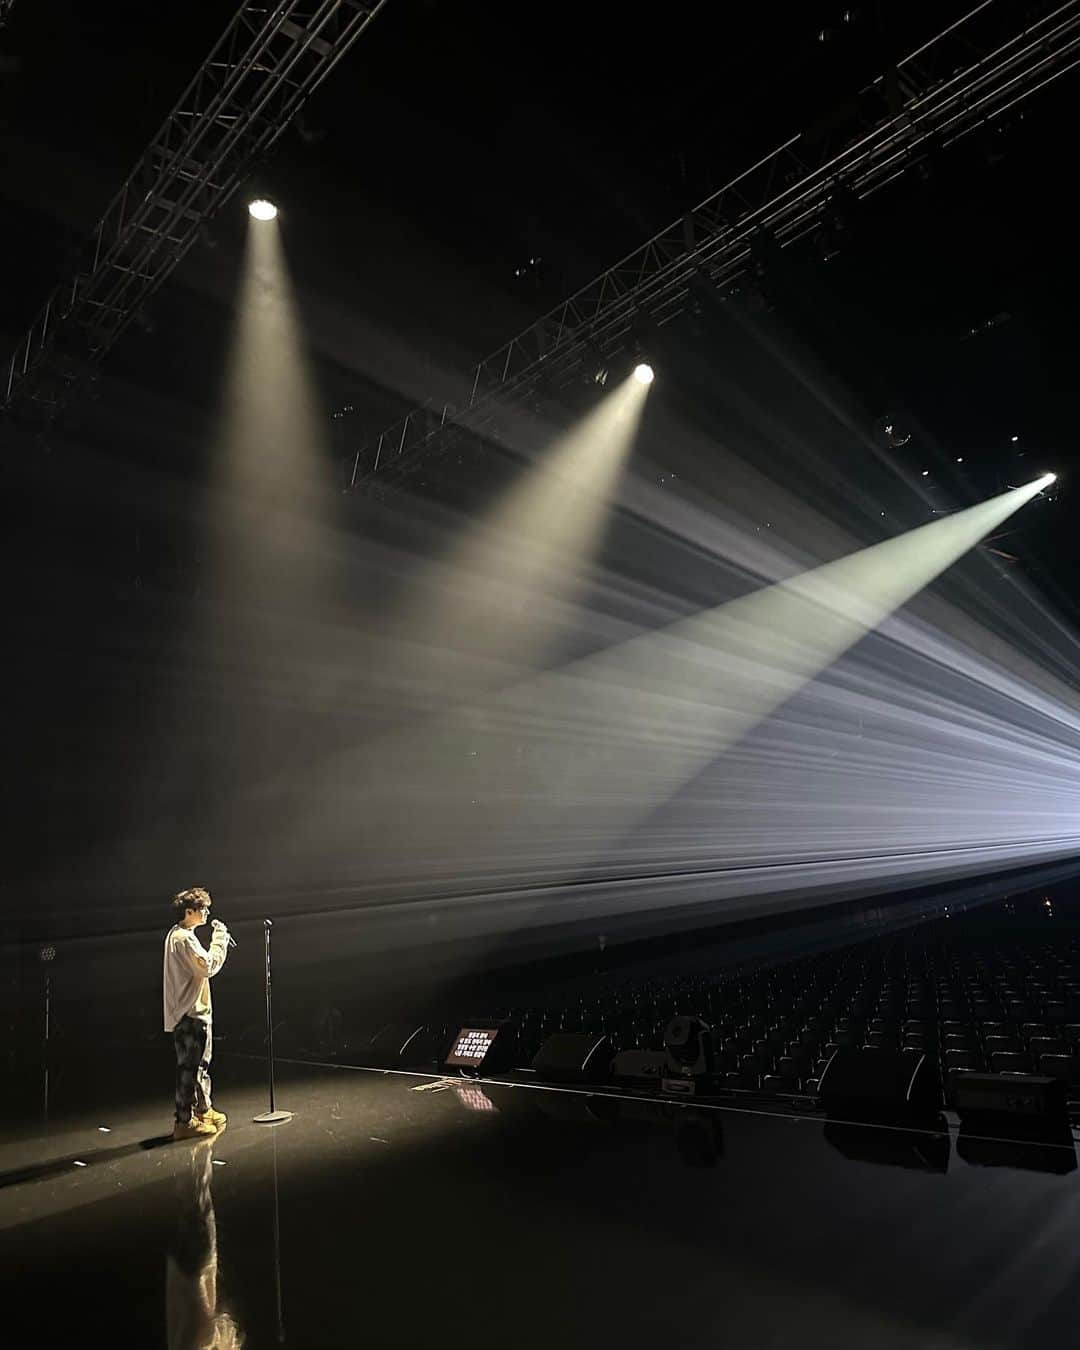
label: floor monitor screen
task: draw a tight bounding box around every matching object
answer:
[446,1027,498,1068]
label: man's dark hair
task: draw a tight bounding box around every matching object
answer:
[172,887,211,920]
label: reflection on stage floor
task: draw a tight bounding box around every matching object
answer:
[6,1057,1080,1348]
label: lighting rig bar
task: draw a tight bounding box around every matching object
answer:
[345,0,1080,492]
[3,0,390,415]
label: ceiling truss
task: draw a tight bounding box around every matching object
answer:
[344,1,1080,493]
[4,0,390,414]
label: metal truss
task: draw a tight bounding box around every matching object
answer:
[4,0,390,413]
[346,0,1080,491]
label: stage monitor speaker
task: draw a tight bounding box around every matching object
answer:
[818,1047,940,1119]
[532,1032,613,1084]
[367,1023,430,1067]
[951,1072,1069,1130]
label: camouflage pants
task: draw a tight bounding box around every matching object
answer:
[173,1014,213,1122]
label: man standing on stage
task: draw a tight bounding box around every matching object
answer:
[164,887,231,1140]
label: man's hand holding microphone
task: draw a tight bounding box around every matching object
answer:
[211,918,238,949]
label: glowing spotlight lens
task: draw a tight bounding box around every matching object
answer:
[633,363,654,385]
[248,199,278,221]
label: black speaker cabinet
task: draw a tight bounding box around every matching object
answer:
[366,1023,430,1067]
[532,1032,614,1084]
[952,1072,1069,1129]
[818,1047,941,1118]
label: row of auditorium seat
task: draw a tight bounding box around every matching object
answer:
[477,912,1080,1102]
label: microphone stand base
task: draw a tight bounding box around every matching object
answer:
[253,1109,294,1125]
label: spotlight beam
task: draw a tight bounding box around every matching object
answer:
[268,475,1071,959]
[243,368,654,852]
[386,367,652,683]
[484,474,1058,863]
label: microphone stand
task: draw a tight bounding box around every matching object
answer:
[42,965,51,1123]
[253,919,293,1124]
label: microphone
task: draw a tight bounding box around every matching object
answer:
[212,919,238,949]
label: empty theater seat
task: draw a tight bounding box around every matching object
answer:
[488,905,1080,1113]
[989,1051,1034,1074]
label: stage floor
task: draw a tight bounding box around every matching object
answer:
[6,1055,1080,1348]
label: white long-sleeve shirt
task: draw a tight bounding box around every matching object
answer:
[163,924,230,1032]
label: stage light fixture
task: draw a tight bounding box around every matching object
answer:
[663,1016,715,1092]
[633,363,654,385]
[248,198,278,221]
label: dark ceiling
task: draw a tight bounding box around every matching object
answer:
[2,1,1077,590]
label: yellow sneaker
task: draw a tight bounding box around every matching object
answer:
[196,1107,227,1128]
[173,1118,217,1140]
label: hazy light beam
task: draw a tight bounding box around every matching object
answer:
[389,369,651,680]
[274,475,1073,946]
[459,474,1061,862]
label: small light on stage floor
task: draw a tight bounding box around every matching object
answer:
[1011,435,1019,442]
[97,1126,111,1133]
[73,1160,87,1168]
[248,198,278,221]
[633,362,655,385]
